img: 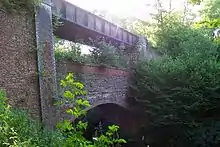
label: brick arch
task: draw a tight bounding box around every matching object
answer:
[69,100,129,122]
[56,62,132,124]
[85,100,129,112]
[73,102,147,140]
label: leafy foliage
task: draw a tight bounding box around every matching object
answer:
[0,89,63,147]
[55,38,90,64]
[195,0,220,29]
[55,38,128,68]
[132,1,220,146]
[0,74,126,147]
[188,0,203,4]
[200,0,220,20]
[133,33,220,146]
[153,18,214,56]
[89,38,128,68]
[56,73,126,147]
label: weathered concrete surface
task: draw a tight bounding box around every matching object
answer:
[0,10,41,119]
[35,0,58,127]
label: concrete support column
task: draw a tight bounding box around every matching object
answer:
[35,0,57,128]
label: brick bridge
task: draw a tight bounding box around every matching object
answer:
[0,0,157,131]
[36,0,153,126]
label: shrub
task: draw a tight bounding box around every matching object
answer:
[154,19,214,57]
[56,73,126,147]
[0,73,126,147]
[0,89,63,147]
[89,39,127,68]
[55,39,90,64]
[132,25,220,146]
[54,38,128,68]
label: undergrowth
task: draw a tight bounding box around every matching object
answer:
[54,37,128,69]
[0,73,126,147]
[0,89,63,147]
[132,18,220,146]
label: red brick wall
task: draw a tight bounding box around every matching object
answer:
[56,60,131,109]
[56,60,130,76]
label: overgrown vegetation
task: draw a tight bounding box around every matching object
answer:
[0,0,41,12]
[55,37,128,68]
[132,0,220,146]
[0,89,63,146]
[54,38,90,64]
[88,38,128,68]
[0,74,126,147]
[3,0,220,146]
[56,73,126,147]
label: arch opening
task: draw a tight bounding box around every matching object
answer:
[74,103,148,146]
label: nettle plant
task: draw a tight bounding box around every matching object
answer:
[56,73,126,147]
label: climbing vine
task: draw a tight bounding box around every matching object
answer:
[0,0,41,12]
